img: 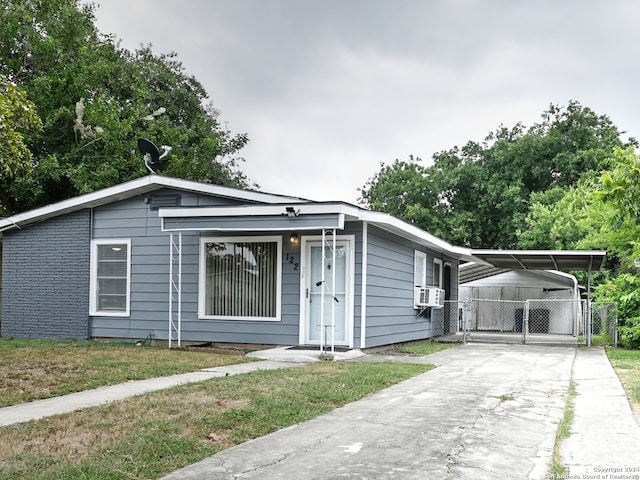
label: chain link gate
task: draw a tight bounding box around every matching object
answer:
[590,302,618,346]
[523,298,583,345]
[443,300,468,340]
[439,298,617,345]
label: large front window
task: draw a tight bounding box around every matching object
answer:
[199,236,282,320]
[90,239,131,316]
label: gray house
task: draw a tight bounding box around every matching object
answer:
[0,175,478,349]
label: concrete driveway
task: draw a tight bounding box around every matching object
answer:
[161,344,575,480]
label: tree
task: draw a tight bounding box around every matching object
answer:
[0,0,250,215]
[360,101,634,248]
[517,176,607,251]
[0,76,42,182]
[528,147,640,347]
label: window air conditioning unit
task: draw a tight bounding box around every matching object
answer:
[414,286,445,309]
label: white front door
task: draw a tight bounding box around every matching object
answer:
[301,236,354,347]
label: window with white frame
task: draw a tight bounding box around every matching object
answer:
[90,239,131,316]
[433,258,443,288]
[199,236,282,320]
[414,250,427,287]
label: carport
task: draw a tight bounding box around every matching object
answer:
[461,249,607,345]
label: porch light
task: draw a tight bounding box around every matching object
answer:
[285,206,300,217]
[290,232,298,243]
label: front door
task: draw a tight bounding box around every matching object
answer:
[301,237,353,347]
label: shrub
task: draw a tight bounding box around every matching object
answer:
[594,274,640,349]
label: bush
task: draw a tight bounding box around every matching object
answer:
[594,274,640,349]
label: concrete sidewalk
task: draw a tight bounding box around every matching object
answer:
[2,344,638,479]
[561,347,640,476]
[0,346,363,427]
[161,344,577,480]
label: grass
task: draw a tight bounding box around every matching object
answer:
[395,340,455,356]
[494,393,516,402]
[549,380,577,477]
[0,361,433,480]
[606,347,640,409]
[591,333,614,346]
[0,338,252,407]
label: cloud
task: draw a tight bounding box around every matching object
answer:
[93,0,640,203]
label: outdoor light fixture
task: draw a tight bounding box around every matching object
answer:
[285,206,300,217]
[290,232,298,243]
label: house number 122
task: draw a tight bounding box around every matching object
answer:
[286,253,299,271]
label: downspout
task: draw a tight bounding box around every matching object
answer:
[360,222,368,349]
[552,270,580,337]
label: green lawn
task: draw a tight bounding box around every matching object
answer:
[606,347,640,407]
[0,339,251,407]
[0,360,433,480]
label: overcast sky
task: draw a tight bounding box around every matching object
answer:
[93,0,640,204]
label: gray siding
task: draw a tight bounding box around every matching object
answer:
[1,210,91,339]
[90,189,305,345]
[362,225,458,348]
[0,183,459,348]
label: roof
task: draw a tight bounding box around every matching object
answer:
[459,262,578,287]
[469,249,607,271]
[0,175,308,233]
[158,202,484,263]
[458,263,510,284]
[0,174,484,263]
[0,176,605,269]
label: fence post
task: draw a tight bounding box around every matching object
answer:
[587,301,592,347]
[463,299,470,343]
[523,300,529,345]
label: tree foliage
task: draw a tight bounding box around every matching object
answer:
[594,274,640,348]
[517,176,607,251]
[0,0,250,216]
[522,146,640,346]
[360,101,634,248]
[0,75,42,176]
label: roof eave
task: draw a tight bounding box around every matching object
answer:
[0,175,309,232]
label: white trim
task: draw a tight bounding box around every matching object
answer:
[159,204,353,218]
[471,249,607,256]
[360,222,368,349]
[161,221,345,233]
[299,235,355,347]
[433,258,443,288]
[159,202,484,263]
[414,250,427,286]
[89,238,131,317]
[198,235,283,321]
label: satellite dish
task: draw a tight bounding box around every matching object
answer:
[138,138,171,174]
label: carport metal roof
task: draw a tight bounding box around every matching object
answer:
[469,249,607,272]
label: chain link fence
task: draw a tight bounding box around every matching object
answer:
[590,302,618,346]
[438,298,616,346]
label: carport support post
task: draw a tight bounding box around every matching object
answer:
[320,229,326,354]
[587,265,592,347]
